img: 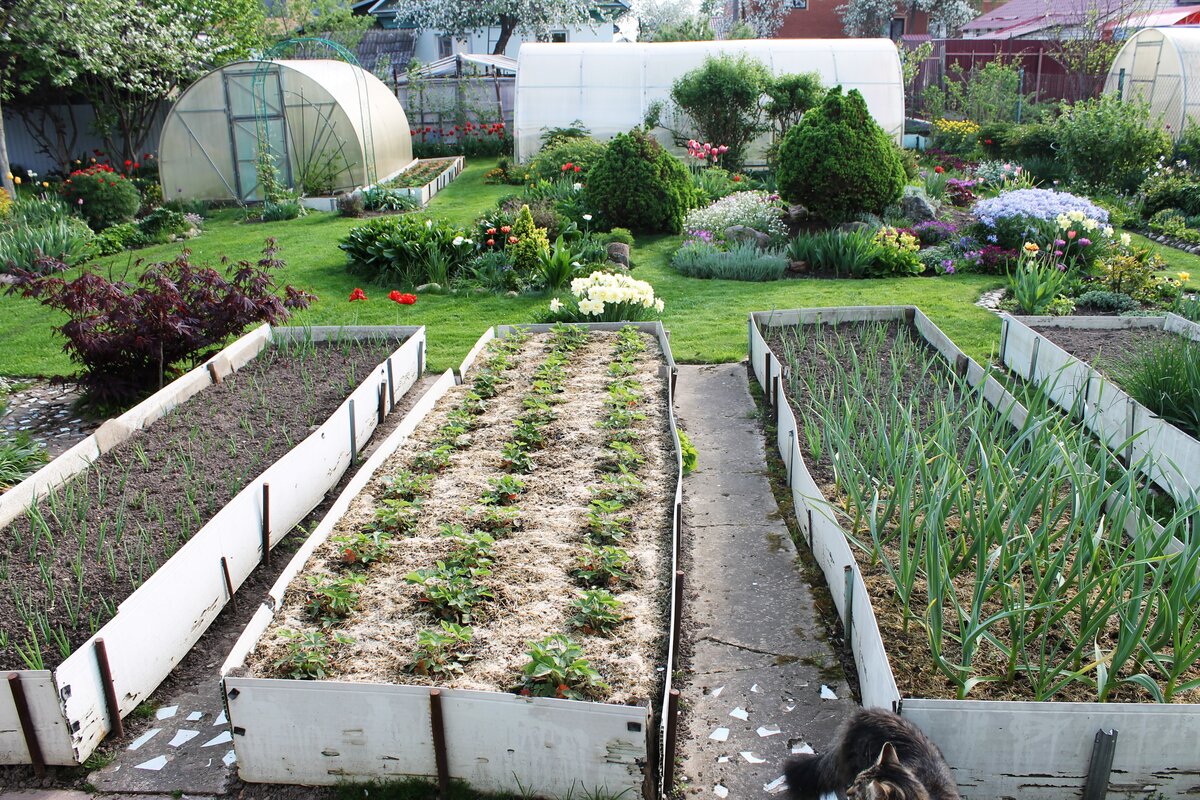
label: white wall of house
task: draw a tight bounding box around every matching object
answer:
[409,22,618,63]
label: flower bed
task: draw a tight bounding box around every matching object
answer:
[750,306,1200,798]
[0,325,425,766]
[1001,313,1200,507]
[380,158,461,189]
[221,323,682,795]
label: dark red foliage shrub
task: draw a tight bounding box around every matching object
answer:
[6,239,315,405]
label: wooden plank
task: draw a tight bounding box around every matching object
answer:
[0,673,75,765]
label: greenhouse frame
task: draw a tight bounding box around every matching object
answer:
[1105,26,1200,140]
[158,59,413,203]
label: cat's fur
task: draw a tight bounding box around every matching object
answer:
[784,708,960,800]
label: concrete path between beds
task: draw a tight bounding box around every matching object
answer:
[673,363,855,800]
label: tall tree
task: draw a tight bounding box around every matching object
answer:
[837,0,973,37]
[393,0,608,56]
[0,0,90,196]
[71,0,264,164]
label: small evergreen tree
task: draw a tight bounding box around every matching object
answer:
[509,205,549,276]
[585,129,700,234]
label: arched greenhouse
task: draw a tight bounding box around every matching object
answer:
[514,39,905,164]
[159,59,413,202]
[1105,27,1200,140]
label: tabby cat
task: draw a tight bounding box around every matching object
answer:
[784,708,960,800]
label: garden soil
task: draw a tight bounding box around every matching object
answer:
[1029,325,1173,371]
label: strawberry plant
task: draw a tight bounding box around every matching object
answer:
[472,369,504,399]
[548,323,589,352]
[602,441,645,473]
[413,445,454,473]
[500,441,536,473]
[378,470,433,502]
[440,526,496,569]
[513,419,547,450]
[592,471,645,504]
[274,629,353,680]
[607,360,638,378]
[473,504,521,536]
[518,634,608,700]
[615,327,646,355]
[461,390,488,416]
[305,573,367,623]
[332,529,393,568]
[409,622,474,678]
[586,508,631,545]
[373,498,422,535]
[574,545,633,587]
[605,382,643,409]
[434,418,472,450]
[481,474,525,506]
[569,589,625,634]
[406,563,494,623]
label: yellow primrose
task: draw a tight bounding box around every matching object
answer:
[1180,271,1191,282]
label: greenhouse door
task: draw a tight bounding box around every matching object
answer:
[224,69,292,202]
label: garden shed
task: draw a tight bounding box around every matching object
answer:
[513,39,905,163]
[1105,27,1200,139]
[159,59,414,203]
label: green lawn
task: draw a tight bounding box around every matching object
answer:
[1,158,1195,379]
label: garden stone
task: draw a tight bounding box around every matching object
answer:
[837,221,872,235]
[724,225,772,249]
[607,242,632,269]
[416,282,443,293]
[783,203,809,227]
[901,193,937,222]
[788,260,809,274]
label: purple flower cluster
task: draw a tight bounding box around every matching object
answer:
[913,219,958,245]
[972,189,1109,229]
[946,178,978,208]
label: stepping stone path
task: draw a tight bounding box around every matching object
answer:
[0,378,98,457]
[674,364,855,800]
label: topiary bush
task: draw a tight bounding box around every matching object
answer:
[509,205,549,276]
[585,128,701,234]
[775,87,905,224]
[58,164,141,230]
[528,138,609,183]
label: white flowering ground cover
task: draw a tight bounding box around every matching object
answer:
[244,326,674,705]
[682,190,788,239]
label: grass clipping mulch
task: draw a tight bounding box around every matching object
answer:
[246,329,674,706]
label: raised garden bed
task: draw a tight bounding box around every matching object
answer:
[300,157,465,213]
[1001,313,1200,508]
[221,322,683,796]
[750,306,1200,799]
[0,324,425,767]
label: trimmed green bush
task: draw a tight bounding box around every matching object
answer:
[775,87,905,223]
[528,138,608,183]
[585,129,701,234]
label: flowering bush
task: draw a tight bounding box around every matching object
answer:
[547,271,664,322]
[59,164,141,230]
[527,138,609,183]
[932,118,980,154]
[945,178,978,208]
[912,219,957,246]
[870,227,923,276]
[973,189,1108,250]
[973,160,1023,185]
[682,191,786,240]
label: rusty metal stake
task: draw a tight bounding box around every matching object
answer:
[429,688,451,797]
[207,362,222,384]
[8,674,45,776]
[662,689,681,794]
[1082,729,1119,800]
[94,638,124,739]
[261,483,271,566]
[377,383,386,425]
[220,557,236,612]
[386,356,395,410]
[671,571,684,658]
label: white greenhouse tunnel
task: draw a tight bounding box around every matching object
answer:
[159,59,413,203]
[514,39,905,164]
[1105,26,1200,140]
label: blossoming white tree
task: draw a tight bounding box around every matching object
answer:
[391,0,609,55]
[837,0,974,37]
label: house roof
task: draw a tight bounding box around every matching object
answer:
[1105,4,1200,30]
[961,0,1171,36]
[354,27,417,74]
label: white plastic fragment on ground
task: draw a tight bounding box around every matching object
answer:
[155,705,178,720]
[223,749,238,767]
[710,727,731,742]
[791,741,814,755]
[764,775,787,794]
[127,729,161,751]
[784,703,796,712]
[714,785,729,798]
[718,756,730,763]
[729,706,750,720]
[213,710,227,726]
[134,755,169,771]
[820,685,838,700]
[168,729,200,747]
[751,683,762,693]
[740,751,767,764]
[186,711,204,721]
[757,725,781,737]
[202,731,233,747]
[711,685,725,698]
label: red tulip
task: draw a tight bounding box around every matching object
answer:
[934,166,944,174]
[389,289,404,303]
[399,293,417,305]
[349,288,367,302]
[487,238,495,246]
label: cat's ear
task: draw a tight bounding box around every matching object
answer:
[877,742,901,767]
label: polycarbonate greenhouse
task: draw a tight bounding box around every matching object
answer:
[514,39,905,164]
[159,59,413,202]
[1105,27,1200,140]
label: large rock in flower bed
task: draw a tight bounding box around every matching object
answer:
[902,193,937,223]
[724,225,773,249]
[784,203,809,230]
[607,242,632,269]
